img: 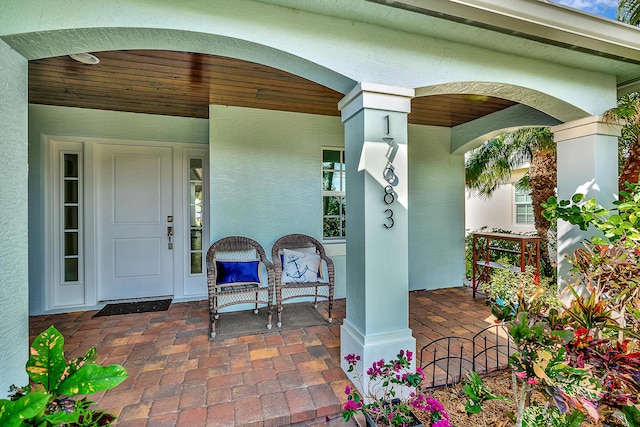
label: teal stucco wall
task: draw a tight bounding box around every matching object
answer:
[0,40,29,397]
[408,124,466,291]
[209,106,347,299]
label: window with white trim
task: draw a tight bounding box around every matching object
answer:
[514,187,534,225]
[188,157,204,275]
[322,148,346,240]
[61,152,82,283]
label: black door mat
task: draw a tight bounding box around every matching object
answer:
[215,302,330,340]
[93,299,172,317]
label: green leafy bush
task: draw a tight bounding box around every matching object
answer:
[0,325,128,426]
[480,258,561,322]
[462,181,640,427]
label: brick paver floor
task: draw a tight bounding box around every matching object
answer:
[28,286,493,426]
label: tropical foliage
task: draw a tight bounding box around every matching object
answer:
[619,0,640,25]
[0,326,127,427]
[603,92,640,191]
[462,184,640,427]
[465,128,557,277]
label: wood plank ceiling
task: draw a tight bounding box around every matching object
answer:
[28,50,516,127]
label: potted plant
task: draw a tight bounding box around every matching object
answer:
[0,325,128,426]
[341,349,453,427]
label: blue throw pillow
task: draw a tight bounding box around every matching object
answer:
[216,260,261,285]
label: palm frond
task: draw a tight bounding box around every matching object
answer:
[619,0,640,25]
[465,127,552,197]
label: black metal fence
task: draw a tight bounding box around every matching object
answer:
[418,323,515,389]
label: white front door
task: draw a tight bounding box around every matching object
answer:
[96,144,174,301]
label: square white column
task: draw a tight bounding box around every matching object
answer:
[552,116,620,290]
[338,84,417,396]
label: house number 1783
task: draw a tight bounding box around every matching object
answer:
[382,116,399,229]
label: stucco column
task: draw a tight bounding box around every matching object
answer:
[551,116,620,290]
[338,83,416,394]
[0,40,29,396]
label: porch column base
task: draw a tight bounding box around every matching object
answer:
[340,319,416,398]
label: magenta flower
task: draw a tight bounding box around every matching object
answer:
[514,371,527,380]
[344,353,361,366]
[341,349,435,426]
[343,399,362,411]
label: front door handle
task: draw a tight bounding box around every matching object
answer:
[167,226,173,249]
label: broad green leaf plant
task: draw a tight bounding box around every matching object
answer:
[0,325,128,426]
[462,180,640,427]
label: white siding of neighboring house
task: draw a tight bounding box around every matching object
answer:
[465,168,536,235]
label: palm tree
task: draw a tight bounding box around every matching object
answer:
[619,0,640,25]
[603,92,640,191]
[465,127,556,277]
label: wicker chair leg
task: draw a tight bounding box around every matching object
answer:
[267,306,273,330]
[277,308,282,328]
[210,295,218,338]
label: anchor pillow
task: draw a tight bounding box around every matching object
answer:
[282,249,321,283]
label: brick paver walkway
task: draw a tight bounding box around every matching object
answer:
[28,286,493,426]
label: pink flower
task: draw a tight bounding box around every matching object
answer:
[344,353,361,366]
[527,377,539,385]
[343,400,362,411]
[344,385,351,395]
[514,371,527,380]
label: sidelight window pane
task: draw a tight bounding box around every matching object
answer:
[64,180,78,203]
[191,253,202,274]
[64,154,78,178]
[64,258,78,282]
[64,232,78,256]
[191,229,202,251]
[64,206,78,229]
[61,152,82,284]
[189,158,205,275]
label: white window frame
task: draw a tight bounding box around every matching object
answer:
[514,187,534,225]
[322,147,346,241]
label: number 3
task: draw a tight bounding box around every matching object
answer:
[384,209,394,228]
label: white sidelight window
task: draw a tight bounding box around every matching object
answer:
[188,157,204,275]
[62,152,83,284]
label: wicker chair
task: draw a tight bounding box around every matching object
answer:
[271,234,334,327]
[206,236,274,339]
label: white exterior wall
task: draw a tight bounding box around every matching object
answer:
[465,167,537,235]
[465,186,537,234]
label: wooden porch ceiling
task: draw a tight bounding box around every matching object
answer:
[28,50,516,128]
